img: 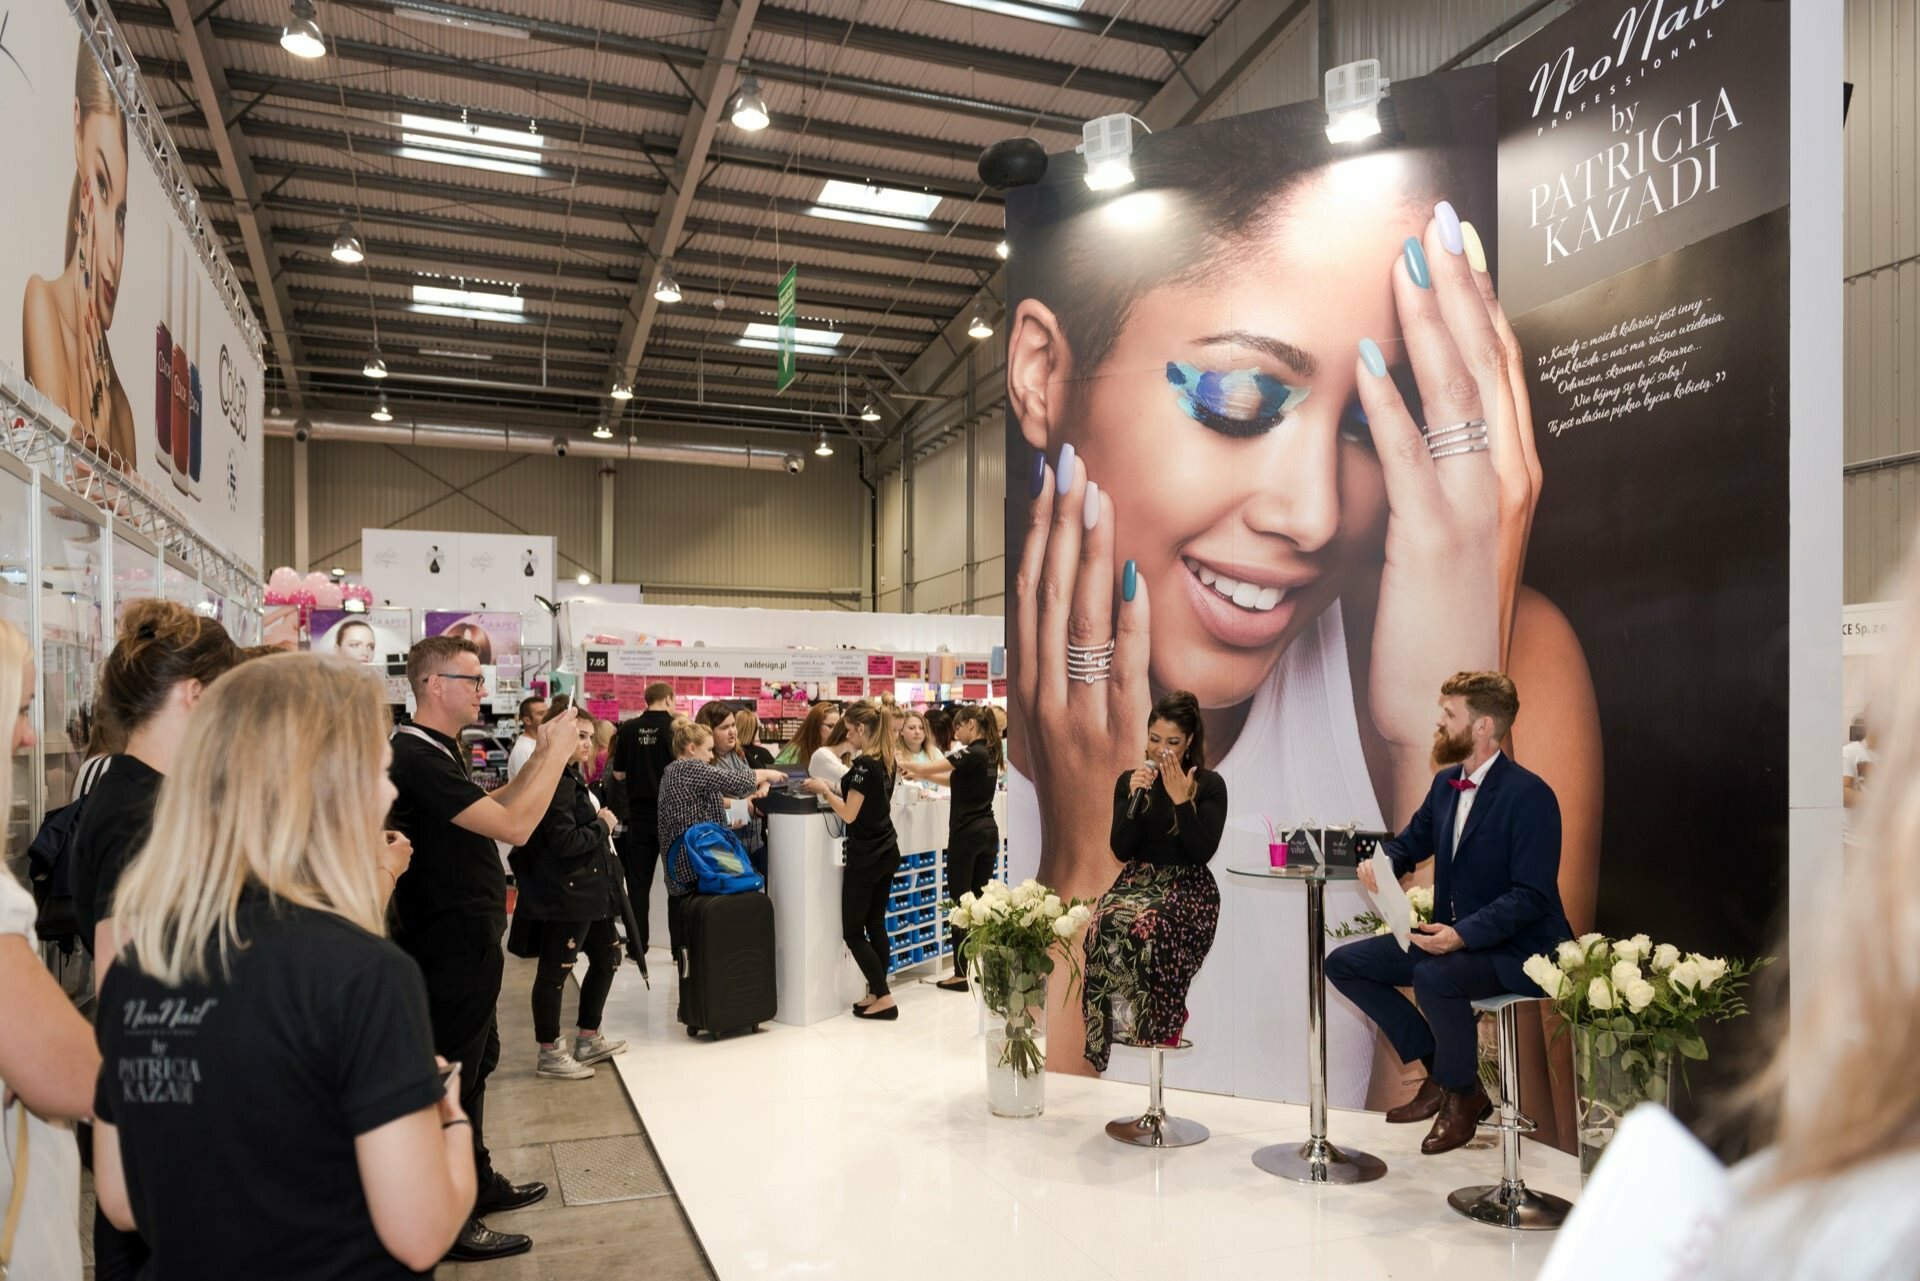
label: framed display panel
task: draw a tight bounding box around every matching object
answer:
[162,553,200,611]
[112,528,161,625]
[0,453,31,857]
[38,479,105,825]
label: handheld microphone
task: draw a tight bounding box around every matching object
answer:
[1126,756,1160,820]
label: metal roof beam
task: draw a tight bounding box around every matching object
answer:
[158,0,306,405]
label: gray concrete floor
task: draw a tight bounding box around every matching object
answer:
[439,955,715,1280]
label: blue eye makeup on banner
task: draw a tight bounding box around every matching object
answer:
[1165,361,1310,438]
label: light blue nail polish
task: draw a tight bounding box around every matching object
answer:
[1434,201,1464,255]
[1403,236,1431,289]
[1358,338,1387,378]
[1122,560,1138,602]
[1056,442,1075,496]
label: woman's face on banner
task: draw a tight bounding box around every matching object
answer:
[74,107,129,329]
[337,624,377,664]
[1046,176,1421,708]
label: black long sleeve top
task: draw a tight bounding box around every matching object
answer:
[1108,767,1228,868]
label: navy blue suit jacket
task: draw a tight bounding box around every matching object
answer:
[1382,754,1573,989]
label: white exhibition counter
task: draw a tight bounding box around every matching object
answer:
[764,788,1008,1027]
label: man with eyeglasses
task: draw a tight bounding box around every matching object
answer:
[388,635,578,1264]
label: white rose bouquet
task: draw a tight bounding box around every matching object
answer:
[1522,933,1770,1065]
[1329,885,1435,939]
[943,879,1096,1078]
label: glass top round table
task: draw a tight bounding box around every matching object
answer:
[1223,859,1386,1184]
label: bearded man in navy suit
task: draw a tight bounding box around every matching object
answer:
[1327,671,1574,1156]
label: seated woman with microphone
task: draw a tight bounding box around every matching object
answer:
[1080,691,1228,1072]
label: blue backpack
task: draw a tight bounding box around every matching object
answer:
[671,822,765,895]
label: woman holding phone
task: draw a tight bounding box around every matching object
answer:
[803,703,902,1020]
[91,655,475,1277]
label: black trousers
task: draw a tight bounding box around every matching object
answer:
[945,827,997,976]
[842,850,901,997]
[615,803,659,950]
[530,918,621,1044]
[415,942,506,1195]
[1325,935,1511,1091]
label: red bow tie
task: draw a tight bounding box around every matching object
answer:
[1449,777,1478,792]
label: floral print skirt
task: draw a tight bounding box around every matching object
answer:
[1081,861,1221,1073]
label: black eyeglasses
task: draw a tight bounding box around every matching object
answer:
[434,673,487,689]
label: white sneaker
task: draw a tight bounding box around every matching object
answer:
[572,1032,628,1066]
[536,1044,595,1080]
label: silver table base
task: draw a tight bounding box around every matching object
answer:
[1253,1136,1388,1185]
[1448,1182,1573,1229]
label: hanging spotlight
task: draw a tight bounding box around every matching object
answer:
[362,346,388,379]
[610,380,635,401]
[329,220,364,264]
[995,239,1009,260]
[859,401,881,423]
[577,571,593,586]
[280,0,327,58]
[1324,59,1390,143]
[591,420,614,440]
[1077,113,1144,191]
[653,262,682,304]
[330,567,348,578]
[813,429,834,457]
[728,71,770,132]
[370,396,392,422]
[967,314,994,340]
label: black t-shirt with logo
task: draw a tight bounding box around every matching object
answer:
[840,755,898,869]
[94,895,444,1280]
[68,754,165,952]
[612,710,676,808]
[386,723,503,957]
[948,744,999,846]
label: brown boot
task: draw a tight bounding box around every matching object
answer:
[1420,1085,1492,1155]
[1384,1077,1446,1124]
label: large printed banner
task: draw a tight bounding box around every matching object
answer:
[1003,0,1790,1129]
[0,0,264,570]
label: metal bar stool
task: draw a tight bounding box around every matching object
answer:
[1448,994,1572,1230]
[1105,1038,1208,1149]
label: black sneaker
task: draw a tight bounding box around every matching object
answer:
[443,1218,533,1263]
[475,1177,549,1215]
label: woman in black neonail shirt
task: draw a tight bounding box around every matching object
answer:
[901,704,1002,992]
[803,702,901,1020]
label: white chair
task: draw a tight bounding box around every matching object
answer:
[1448,994,1572,1230]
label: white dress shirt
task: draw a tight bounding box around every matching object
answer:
[1451,750,1502,857]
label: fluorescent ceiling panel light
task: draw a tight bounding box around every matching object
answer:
[735,338,840,358]
[399,112,544,150]
[394,145,549,178]
[816,179,941,220]
[391,6,530,39]
[412,283,523,312]
[396,112,546,177]
[742,321,840,347]
[418,348,494,361]
[931,0,1086,14]
[803,205,940,234]
[408,303,534,324]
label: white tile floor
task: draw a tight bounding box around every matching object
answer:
[599,962,1579,1281]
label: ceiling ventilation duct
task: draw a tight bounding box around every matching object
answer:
[264,416,804,474]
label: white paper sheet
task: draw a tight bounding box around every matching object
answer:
[1367,850,1412,950]
[1538,1105,1732,1281]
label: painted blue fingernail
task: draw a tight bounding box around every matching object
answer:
[1083,480,1100,530]
[1055,442,1076,496]
[1028,447,1046,498]
[1358,337,1387,378]
[1122,560,1138,602]
[1403,236,1431,289]
[1434,201,1464,255]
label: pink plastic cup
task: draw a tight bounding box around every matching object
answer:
[1269,841,1287,869]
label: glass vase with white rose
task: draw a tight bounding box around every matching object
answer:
[946,879,1095,1118]
[1523,934,1770,1179]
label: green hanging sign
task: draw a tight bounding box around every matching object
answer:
[775,265,798,391]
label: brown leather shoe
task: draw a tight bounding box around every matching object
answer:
[1420,1085,1492,1155]
[1385,1077,1446,1124]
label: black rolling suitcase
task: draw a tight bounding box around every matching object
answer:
[675,891,777,1039]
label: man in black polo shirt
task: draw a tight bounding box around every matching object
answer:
[610,681,676,968]
[389,635,578,1264]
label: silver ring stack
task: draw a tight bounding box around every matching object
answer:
[1066,639,1115,684]
[1424,418,1490,460]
